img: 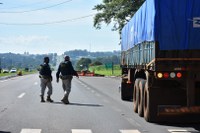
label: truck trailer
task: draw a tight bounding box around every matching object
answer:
[121,0,200,122]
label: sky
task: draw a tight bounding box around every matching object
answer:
[0,0,120,55]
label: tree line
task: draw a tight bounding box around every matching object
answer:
[0,50,120,71]
[0,53,57,70]
[64,49,120,71]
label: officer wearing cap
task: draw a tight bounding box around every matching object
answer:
[56,55,79,104]
[39,56,54,102]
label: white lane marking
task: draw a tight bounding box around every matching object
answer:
[20,129,41,133]
[95,93,101,97]
[120,130,141,133]
[78,81,82,84]
[168,129,190,133]
[72,129,92,133]
[80,82,85,85]
[86,87,91,90]
[34,82,38,85]
[18,93,26,99]
[83,84,88,88]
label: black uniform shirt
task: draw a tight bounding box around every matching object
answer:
[56,61,78,79]
[40,63,52,77]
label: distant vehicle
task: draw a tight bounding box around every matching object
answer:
[2,69,9,73]
[9,68,17,73]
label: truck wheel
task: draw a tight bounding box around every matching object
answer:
[143,85,157,122]
[133,79,141,113]
[144,84,150,121]
[121,81,133,101]
[138,80,146,117]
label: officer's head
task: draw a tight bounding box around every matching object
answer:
[64,55,70,61]
[44,56,49,64]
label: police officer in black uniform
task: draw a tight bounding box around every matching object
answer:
[39,56,54,102]
[56,55,79,104]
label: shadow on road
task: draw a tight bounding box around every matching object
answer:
[70,102,103,107]
[52,102,103,107]
[0,131,11,133]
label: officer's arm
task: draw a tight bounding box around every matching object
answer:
[56,65,61,82]
[72,68,79,78]
[39,64,44,75]
[69,62,79,78]
[74,71,79,78]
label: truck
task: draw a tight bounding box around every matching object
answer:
[120,0,200,122]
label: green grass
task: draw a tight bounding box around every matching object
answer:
[21,70,38,75]
[89,65,121,76]
[0,70,37,77]
[0,73,15,77]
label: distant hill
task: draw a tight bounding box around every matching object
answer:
[64,49,120,60]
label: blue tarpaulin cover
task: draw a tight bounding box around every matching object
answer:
[121,0,200,51]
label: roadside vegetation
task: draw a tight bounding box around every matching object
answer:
[0,50,121,78]
[75,57,121,77]
[0,70,37,77]
[89,65,121,76]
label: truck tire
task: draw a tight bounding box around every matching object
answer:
[133,79,141,113]
[138,79,146,117]
[143,85,157,122]
[144,84,151,121]
[121,81,133,101]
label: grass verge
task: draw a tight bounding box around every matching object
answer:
[0,70,37,77]
[89,65,121,76]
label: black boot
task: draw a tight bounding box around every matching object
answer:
[46,96,54,102]
[61,93,69,104]
[40,95,45,102]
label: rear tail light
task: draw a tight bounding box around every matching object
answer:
[157,72,182,79]
[157,73,163,78]
[170,72,176,78]
[177,72,182,78]
[163,73,169,78]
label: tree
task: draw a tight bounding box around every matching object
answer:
[90,61,103,66]
[93,55,120,65]
[93,0,145,34]
[76,58,92,71]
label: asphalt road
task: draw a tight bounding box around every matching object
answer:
[0,73,200,133]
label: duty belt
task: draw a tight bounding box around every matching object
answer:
[60,75,72,80]
[40,75,51,79]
